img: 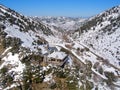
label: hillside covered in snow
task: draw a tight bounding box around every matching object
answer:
[0,4,120,90]
[73,5,120,69]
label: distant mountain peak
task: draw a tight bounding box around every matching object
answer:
[32,16,86,31]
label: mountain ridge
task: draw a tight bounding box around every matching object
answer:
[32,16,86,31]
[73,5,120,69]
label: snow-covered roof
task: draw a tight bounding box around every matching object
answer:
[48,51,67,60]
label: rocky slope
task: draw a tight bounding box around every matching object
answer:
[73,5,120,68]
[0,4,55,90]
[71,5,120,89]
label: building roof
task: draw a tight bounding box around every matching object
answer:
[48,51,67,60]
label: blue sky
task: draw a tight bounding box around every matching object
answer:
[0,0,120,17]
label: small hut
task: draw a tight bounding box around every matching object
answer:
[47,51,67,66]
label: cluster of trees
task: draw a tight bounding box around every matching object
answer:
[1,36,22,53]
[19,54,45,90]
[104,71,117,86]
[0,67,14,89]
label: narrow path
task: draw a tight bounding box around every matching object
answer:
[56,44,120,87]
[77,42,120,71]
[0,47,12,59]
[56,44,107,80]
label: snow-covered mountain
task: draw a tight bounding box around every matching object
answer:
[32,16,86,31]
[71,5,120,90]
[73,5,120,68]
[0,4,58,50]
[0,4,120,90]
[0,4,56,90]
